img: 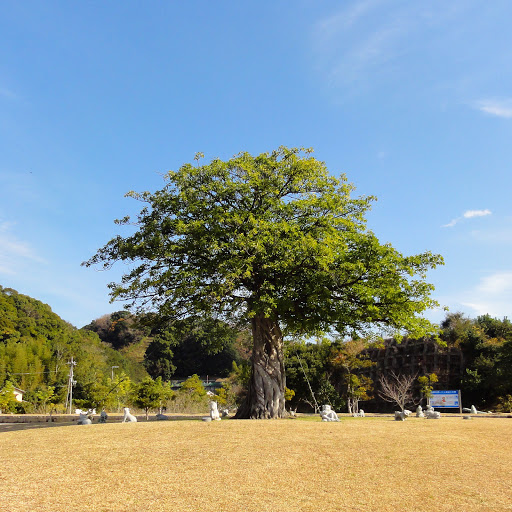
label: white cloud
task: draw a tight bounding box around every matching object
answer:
[311,1,415,92]
[460,271,512,318]
[475,99,512,118]
[0,222,46,276]
[442,209,491,227]
[310,1,473,96]
[464,209,492,218]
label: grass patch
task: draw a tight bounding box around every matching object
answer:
[1,417,511,511]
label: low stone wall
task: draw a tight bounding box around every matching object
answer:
[0,413,206,424]
[0,414,76,424]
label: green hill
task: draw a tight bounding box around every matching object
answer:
[0,285,144,403]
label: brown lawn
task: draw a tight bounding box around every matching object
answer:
[0,416,511,511]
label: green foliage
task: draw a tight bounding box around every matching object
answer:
[441,312,512,408]
[316,379,345,412]
[285,341,338,412]
[284,387,295,402]
[0,286,142,411]
[143,332,176,381]
[84,147,444,417]
[496,394,512,413]
[178,374,207,399]
[144,317,242,380]
[331,338,374,413]
[83,311,149,349]
[131,376,174,420]
[0,381,18,413]
[85,146,443,340]
[30,385,57,414]
[214,361,251,408]
[169,374,209,413]
[417,373,438,403]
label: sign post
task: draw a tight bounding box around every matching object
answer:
[430,390,462,413]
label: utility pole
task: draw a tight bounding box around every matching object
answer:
[64,357,77,415]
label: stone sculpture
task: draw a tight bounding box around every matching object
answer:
[470,405,477,414]
[122,407,137,422]
[98,410,108,423]
[394,410,410,421]
[416,405,425,418]
[155,413,169,420]
[320,404,339,422]
[425,405,441,419]
[77,412,92,425]
[352,410,365,417]
[209,401,221,421]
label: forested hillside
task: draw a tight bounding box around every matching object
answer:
[0,286,142,406]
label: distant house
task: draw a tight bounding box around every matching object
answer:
[13,387,24,402]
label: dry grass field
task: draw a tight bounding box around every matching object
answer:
[1,416,511,512]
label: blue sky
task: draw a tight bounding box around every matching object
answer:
[1,1,512,328]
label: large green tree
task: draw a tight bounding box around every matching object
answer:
[84,147,443,418]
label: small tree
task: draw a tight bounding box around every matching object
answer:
[34,385,57,414]
[378,372,416,411]
[332,339,374,414]
[0,381,18,413]
[171,374,209,413]
[132,376,173,420]
[417,373,438,406]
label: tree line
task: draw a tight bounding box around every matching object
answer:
[2,284,511,415]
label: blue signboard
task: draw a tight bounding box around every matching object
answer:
[430,390,460,408]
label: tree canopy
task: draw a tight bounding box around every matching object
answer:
[85,147,443,418]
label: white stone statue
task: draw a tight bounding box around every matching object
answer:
[425,405,441,419]
[122,407,137,422]
[470,405,478,414]
[416,405,425,418]
[209,401,221,421]
[155,413,169,420]
[320,404,339,422]
[394,410,410,421]
[352,410,365,417]
[98,410,108,423]
[77,412,92,425]
[221,408,230,418]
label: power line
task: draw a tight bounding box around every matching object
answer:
[8,370,60,376]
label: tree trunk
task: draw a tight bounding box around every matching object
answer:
[235,314,285,419]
